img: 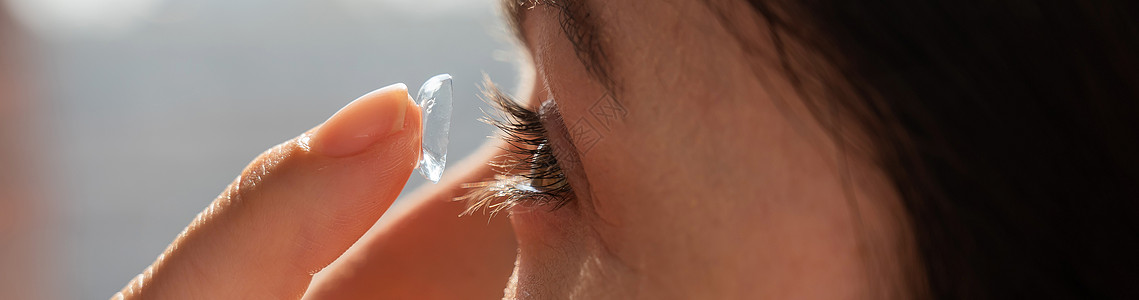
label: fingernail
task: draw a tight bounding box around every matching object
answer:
[310,83,411,157]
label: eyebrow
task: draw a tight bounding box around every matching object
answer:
[502,0,617,93]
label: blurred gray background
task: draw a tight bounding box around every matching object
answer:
[4,0,521,297]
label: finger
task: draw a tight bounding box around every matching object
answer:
[114,83,423,299]
[302,143,518,299]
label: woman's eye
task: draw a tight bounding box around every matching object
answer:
[457,81,574,216]
[525,143,569,192]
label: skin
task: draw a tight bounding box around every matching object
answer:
[117,0,913,299]
[503,1,911,298]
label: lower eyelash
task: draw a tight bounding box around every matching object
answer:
[455,79,573,217]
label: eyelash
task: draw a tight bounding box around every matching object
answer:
[457,80,574,217]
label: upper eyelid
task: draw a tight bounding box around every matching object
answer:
[503,0,556,46]
[502,0,529,46]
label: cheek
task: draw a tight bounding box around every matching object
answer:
[508,200,621,297]
[535,0,831,290]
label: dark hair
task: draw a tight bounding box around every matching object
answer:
[741,1,1139,299]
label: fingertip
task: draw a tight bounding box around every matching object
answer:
[309,83,415,157]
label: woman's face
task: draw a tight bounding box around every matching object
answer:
[504,1,911,298]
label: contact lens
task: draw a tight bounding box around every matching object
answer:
[415,74,453,183]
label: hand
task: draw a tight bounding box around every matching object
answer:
[112,83,515,299]
[300,144,517,300]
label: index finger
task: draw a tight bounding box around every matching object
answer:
[114,83,422,299]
